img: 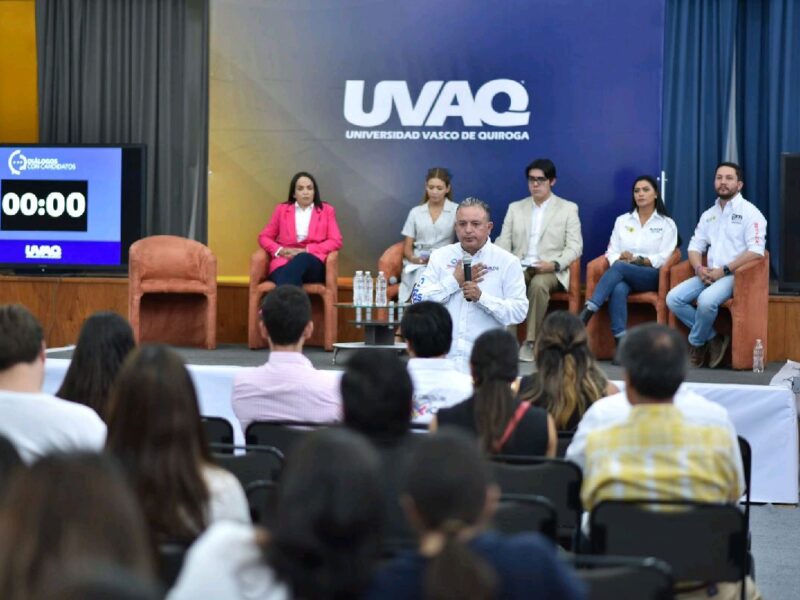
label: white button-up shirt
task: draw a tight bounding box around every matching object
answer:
[522,196,550,266]
[414,240,528,372]
[407,357,474,423]
[606,210,678,268]
[688,193,767,268]
[294,203,314,242]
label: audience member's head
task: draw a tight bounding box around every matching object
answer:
[105,344,212,542]
[469,329,519,453]
[618,323,687,402]
[0,453,154,600]
[0,304,44,386]
[259,285,312,348]
[400,301,453,358]
[56,311,136,420]
[0,435,22,502]
[521,311,608,429]
[268,428,383,599]
[341,349,412,444]
[402,428,498,599]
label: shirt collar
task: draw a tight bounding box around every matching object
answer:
[265,351,313,367]
[627,209,664,226]
[295,203,314,214]
[629,403,679,420]
[715,193,743,211]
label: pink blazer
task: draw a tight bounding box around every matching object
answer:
[258,202,343,274]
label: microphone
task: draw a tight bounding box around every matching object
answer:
[462,255,473,302]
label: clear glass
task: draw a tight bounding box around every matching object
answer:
[753,339,764,374]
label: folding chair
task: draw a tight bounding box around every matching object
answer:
[201,417,235,454]
[212,444,284,491]
[738,436,754,578]
[492,493,558,543]
[569,554,674,600]
[245,420,330,458]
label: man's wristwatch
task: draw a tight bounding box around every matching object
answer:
[552,261,561,273]
[723,265,732,276]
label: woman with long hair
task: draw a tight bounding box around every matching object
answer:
[366,429,585,600]
[168,428,384,600]
[0,453,155,600]
[106,344,249,544]
[56,311,136,420]
[257,171,343,287]
[398,167,458,301]
[433,329,556,457]
[518,311,618,431]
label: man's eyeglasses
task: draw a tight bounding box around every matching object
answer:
[527,176,549,184]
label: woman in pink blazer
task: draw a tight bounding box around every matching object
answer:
[258,172,343,286]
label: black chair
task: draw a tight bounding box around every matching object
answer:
[201,417,235,454]
[157,542,192,589]
[212,444,284,491]
[490,456,582,549]
[589,500,748,600]
[737,435,754,578]
[492,493,558,543]
[557,430,575,458]
[246,479,280,527]
[569,555,674,600]
[245,420,329,457]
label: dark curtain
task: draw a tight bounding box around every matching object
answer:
[35,0,209,241]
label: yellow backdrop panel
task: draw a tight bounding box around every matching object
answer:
[0,0,38,143]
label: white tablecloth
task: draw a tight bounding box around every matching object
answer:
[43,360,798,503]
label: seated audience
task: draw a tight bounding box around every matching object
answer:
[0,304,106,463]
[232,285,341,431]
[400,301,472,423]
[106,344,250,544]
[434,329,556,457]
[56,311,136,420]
[168,428,383,600]
[0,453,155,600]
[366,428,586,600]
[517,311,618,431]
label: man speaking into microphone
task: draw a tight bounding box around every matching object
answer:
[414,198,528,373]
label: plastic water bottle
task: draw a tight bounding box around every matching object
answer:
[364,271,374,306]
[752,339,764,373]
[354,270,364,306]
[375,271,388,306]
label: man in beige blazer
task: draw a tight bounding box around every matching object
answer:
[495,158,583,361]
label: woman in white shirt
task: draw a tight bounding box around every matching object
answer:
[398,167,458,301]
[579,175,678,340]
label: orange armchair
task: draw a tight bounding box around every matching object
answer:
[377,241,404,301]
[668,252,769,370]
[585,249,681,359]
[128,235,217,349]
[515,258,581,344]
[248,250,338,351]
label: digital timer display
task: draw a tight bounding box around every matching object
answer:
[1,180,88,231]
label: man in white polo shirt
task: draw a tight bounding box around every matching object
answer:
[666,162,767,368]
[414,198,528,373]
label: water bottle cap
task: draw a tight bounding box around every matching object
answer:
[379,271,385,275]
[356,270,363,274]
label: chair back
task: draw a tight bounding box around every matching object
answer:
[130,235,216,284]
[556,430,575,458]
[246,479,280,527]
[157,542,191,589]
[570,555,674,600]
[212,445,284,490]
[737,436,752,536]
[493,494,557,542]
[201,417,234,453]
[589,500,747,584]
[245,421,329,457]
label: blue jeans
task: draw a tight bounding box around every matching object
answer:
[587,261,659,337]
[666,275,734,347]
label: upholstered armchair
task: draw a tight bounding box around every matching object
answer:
[668,252,769,370]
[515,258,581,344]
[377,241,404,301]
[128,235,217,349]
[248,250,338,351]
[585,249,681,359]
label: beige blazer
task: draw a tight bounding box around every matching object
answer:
[494,194,583,289]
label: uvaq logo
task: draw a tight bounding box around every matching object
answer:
[25,244,62,260]
[343,79,530,128]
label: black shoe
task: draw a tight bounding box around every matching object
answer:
[579,306,595,326]
[707,334,731,369]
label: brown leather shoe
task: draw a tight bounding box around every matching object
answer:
[688,343,708,368]
[707,334,731,369]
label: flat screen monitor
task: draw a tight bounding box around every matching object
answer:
[0,144,145,275]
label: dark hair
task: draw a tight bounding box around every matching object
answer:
[341,349,412,444]
[404,429,497,600]
[56,312,136,420]
[421,167,453,204]
[400,301,452,358]
[260,286,312,345]
[0,453,154,600]
[40,563,160,600]
[268,428,383,599]
[286,171,322,209]
[469,329,519,453]
[0,304,43,371]
[716,161,743,181]
[629,175,671,217]
[0,436,22,502]
[618,324,687,400]
[520,311,607,429]
[105,345,212,542]
[525,158,556,181]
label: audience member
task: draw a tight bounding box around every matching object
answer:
[0,304,106,463]
[435,329,556,457]
[366,428,585,600]
[168,428,383,600]
[400,301,472,423]
[0,453,155,600]
[232,285,341,432]
[517,311,618,431]
[56,311,136,420]
[106,344,250,544]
